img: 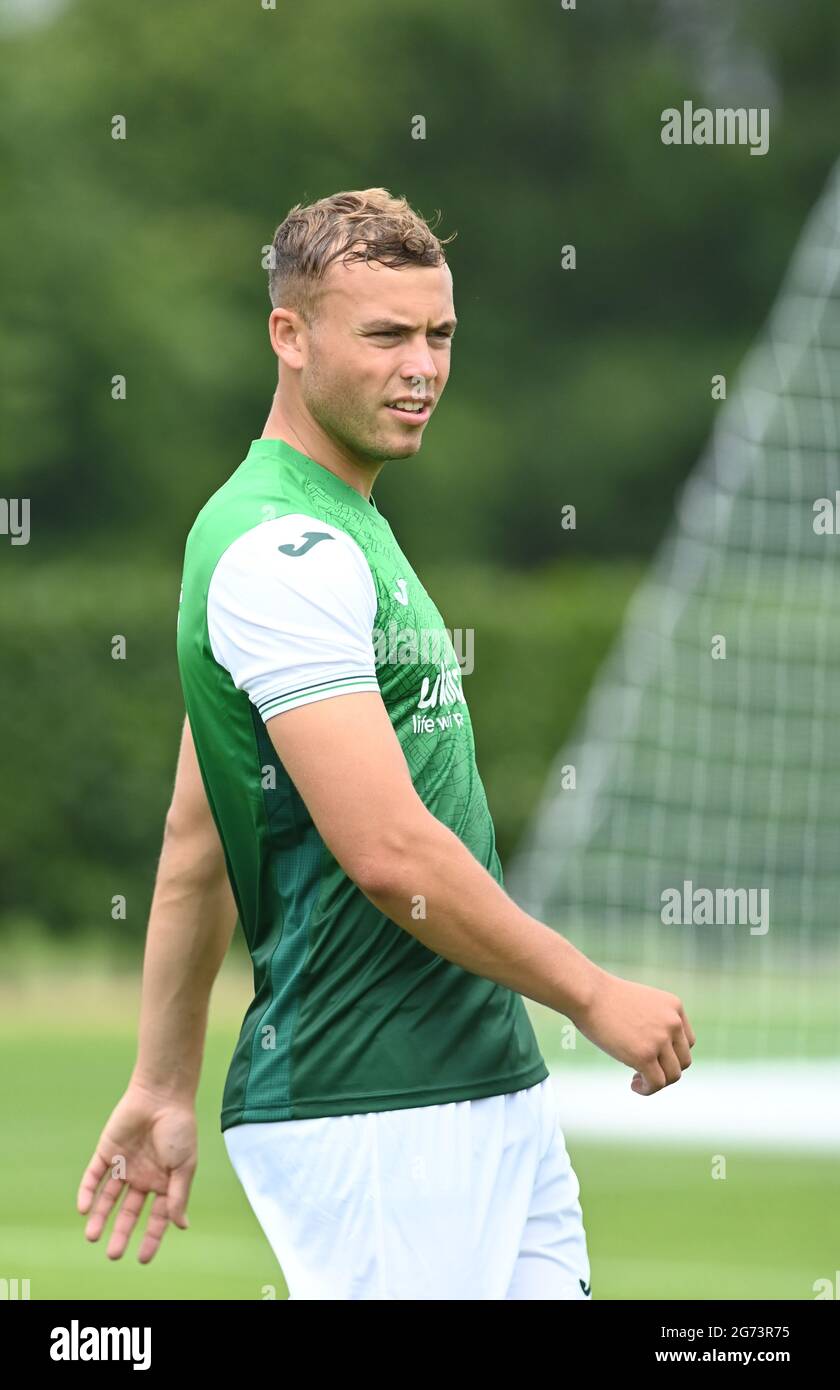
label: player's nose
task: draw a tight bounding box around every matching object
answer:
[401,345,437,383]
[399,370,436,403]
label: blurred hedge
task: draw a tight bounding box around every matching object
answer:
[0,557,639,942]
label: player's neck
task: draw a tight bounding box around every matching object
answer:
[260,400,382,503]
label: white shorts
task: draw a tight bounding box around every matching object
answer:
[223,1075,591,1300]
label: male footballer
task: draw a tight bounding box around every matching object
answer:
[77,187,695,1300]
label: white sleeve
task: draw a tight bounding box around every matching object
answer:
[207,514,380,721]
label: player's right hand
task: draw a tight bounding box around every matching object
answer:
[76,1080,197,1262]
[571,970,696,1095]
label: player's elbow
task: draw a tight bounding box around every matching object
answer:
[346,811,435,900]
[163,804,227,883]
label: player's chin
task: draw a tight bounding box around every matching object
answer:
[380,421,427,454]
[384,438,424,459]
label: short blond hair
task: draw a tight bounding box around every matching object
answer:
[268,187,456,324]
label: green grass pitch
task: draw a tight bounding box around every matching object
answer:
[1,982,836,1300]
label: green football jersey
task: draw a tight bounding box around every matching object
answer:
[176,437,547,1128]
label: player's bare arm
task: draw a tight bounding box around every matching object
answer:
[265,691,696,1098]
[76,715,238,1262]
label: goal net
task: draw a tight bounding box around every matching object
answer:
[508,161,840,1064]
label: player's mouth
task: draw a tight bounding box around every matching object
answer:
[385,397,432,425]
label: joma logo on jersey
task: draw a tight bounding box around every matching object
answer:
[417,660,467,710]
[277,531,334,557]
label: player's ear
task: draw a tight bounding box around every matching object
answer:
[269,308,305,369]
